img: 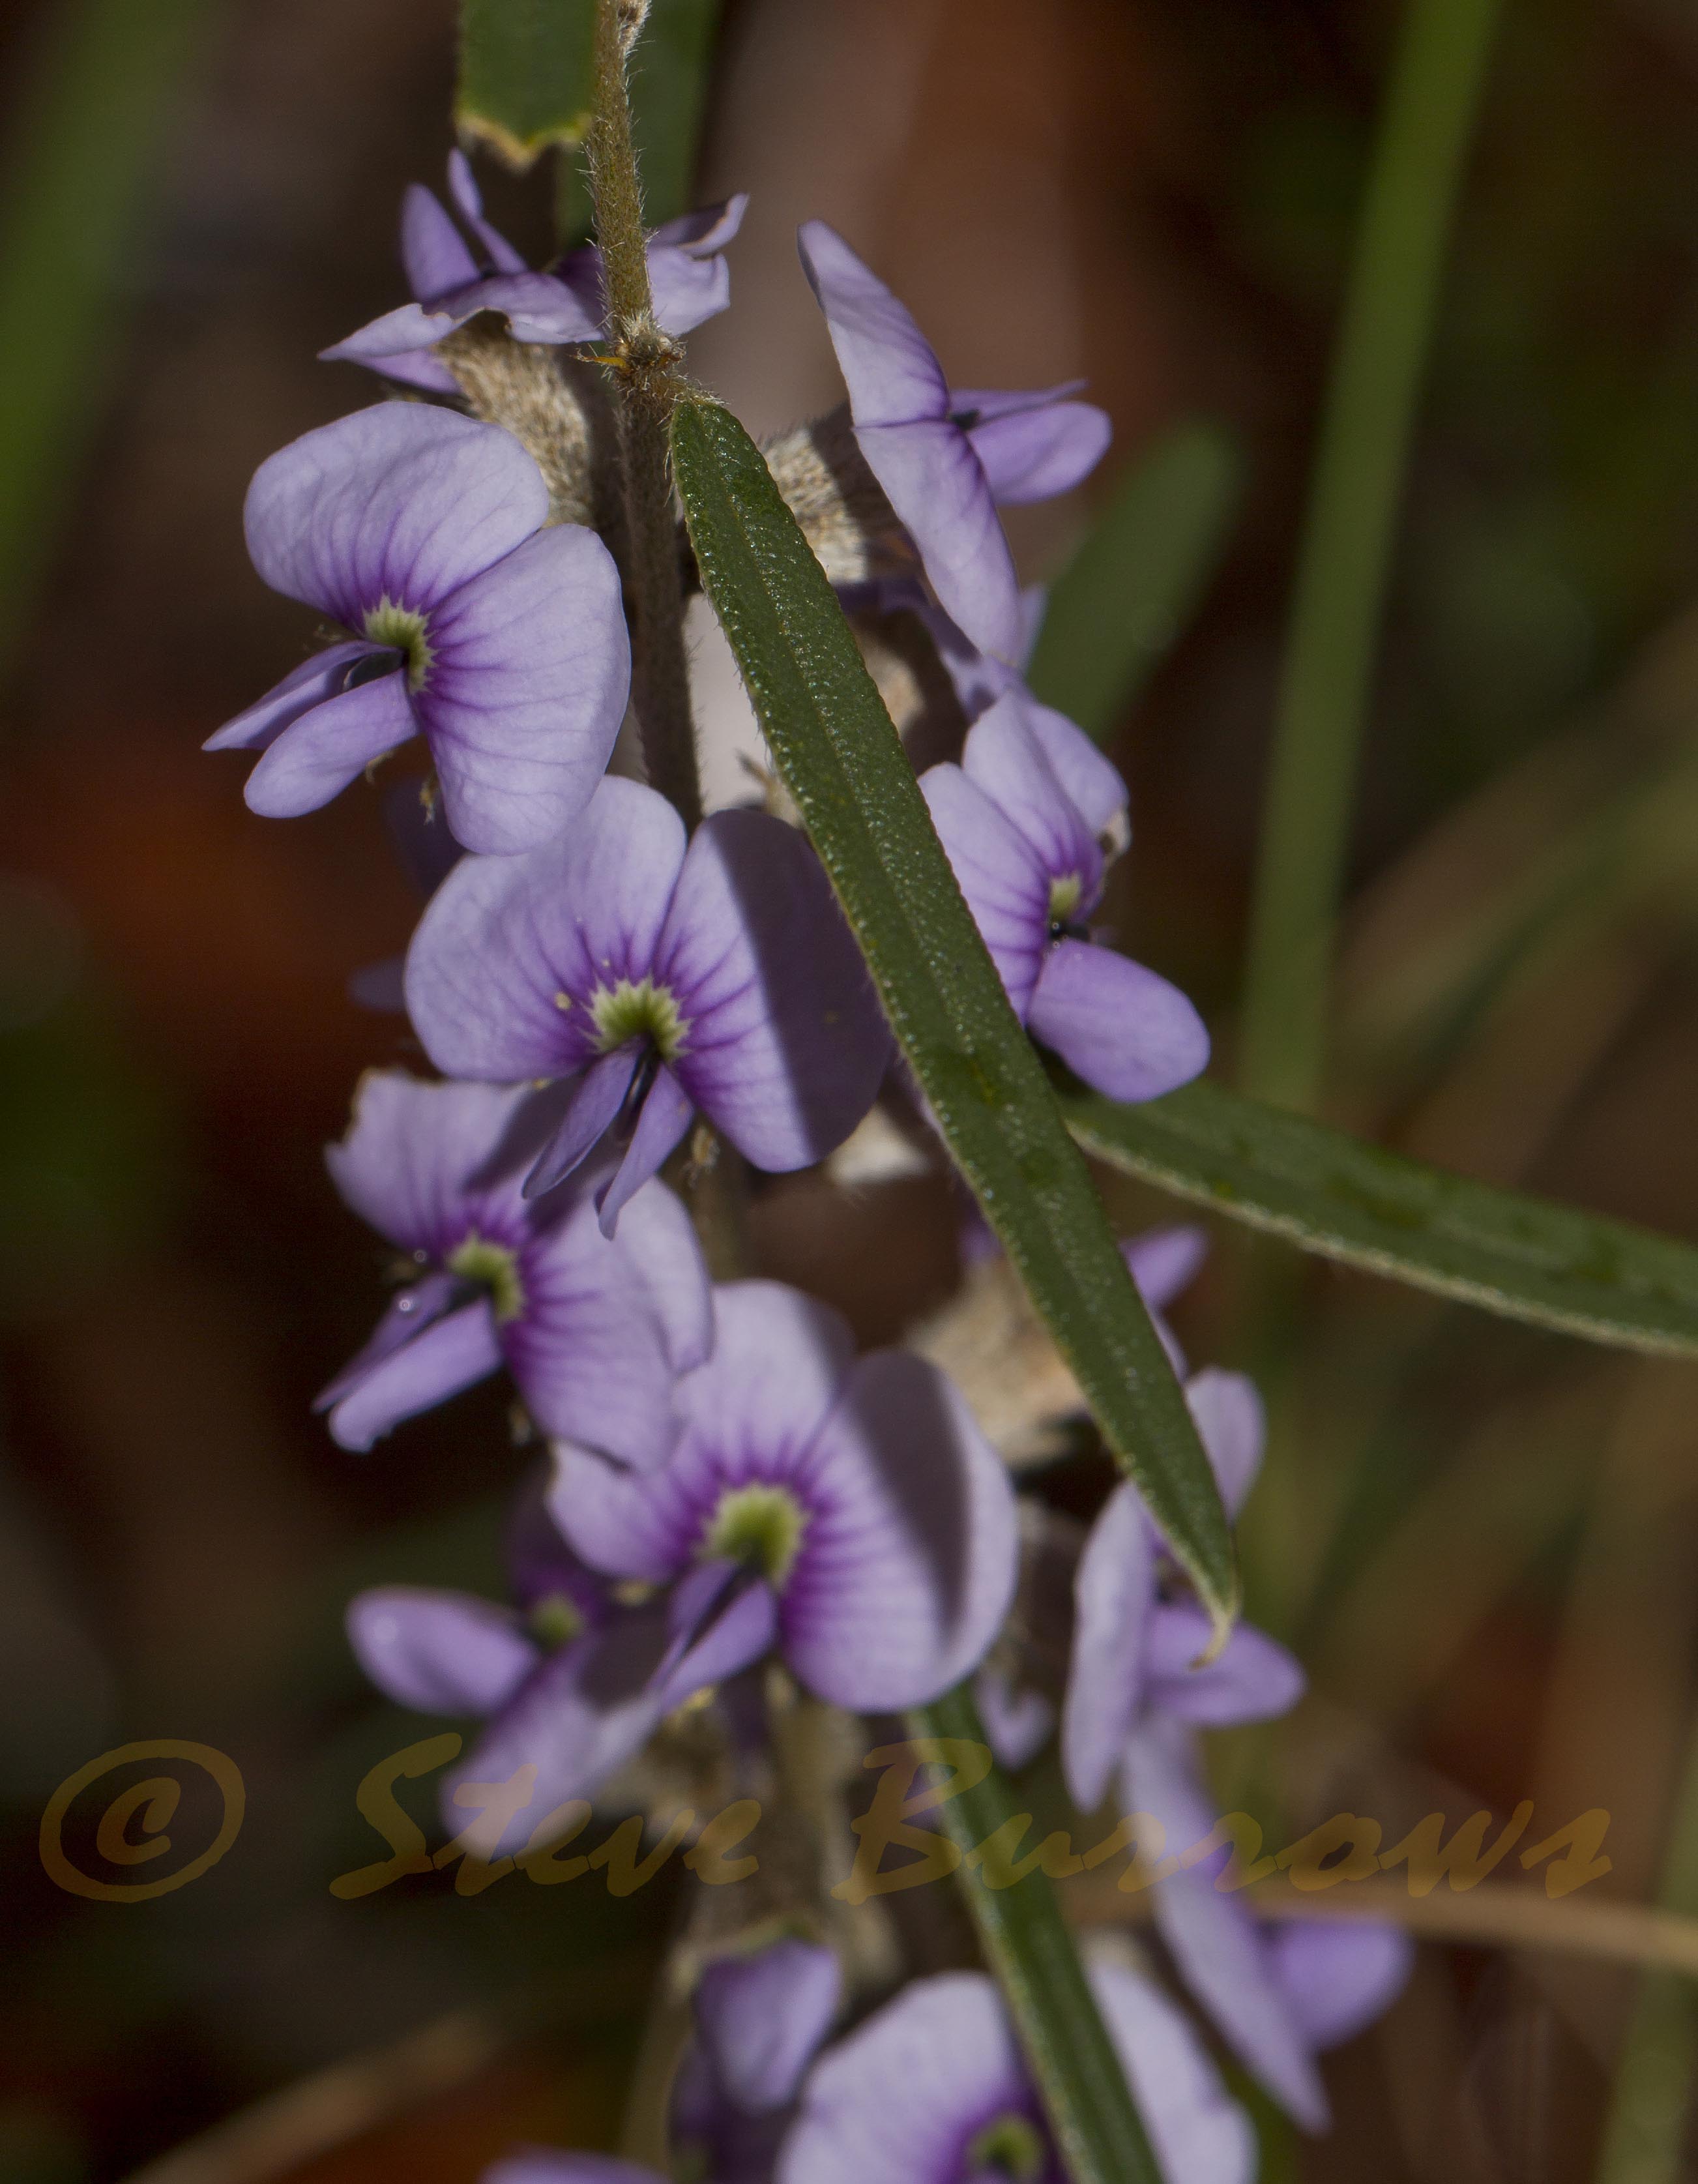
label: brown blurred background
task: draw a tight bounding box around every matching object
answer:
[7,0,1698,2178]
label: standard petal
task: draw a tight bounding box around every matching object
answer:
[796,222,948,426]
[776,1973,1034,2184]
[418,524,630,855]
[1268,1921,1414,2052]
[325,1070,540,1253]
[324,1299,503,1451]
[855,417,1022,661]
[920,765,1049,1017]
[203,642,376,753]
[347,1586,537,1716]
[244,404,549,627]
[445,1611,677,1850]
[694,1940,842,2114]
[651,194,749,257]
[241,667,417,818]
[1122,1719,1330,2131]
[606,1174,714,1374]
[551,1283,856,1583]
[1092,1964,1256,2184]
[779,1350,1019,1711]
[1027,937,1210,1102]
[1144,1603,1306,1726]
[400,180,480,296]
[959,696,1102,902]
[406,776,686,1080]
[1186,1367,1265,1520]
[966,400,1112,505]
[444,148,527,273]
[1018,696,1130,843]
[595,1064,695,1236]
[318,301,473,368]
[644,249,731,336]
[505,1181,694,1471]
[1061,1480,1156,1812]
[660,810,890,1175]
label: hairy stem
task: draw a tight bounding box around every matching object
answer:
[585,0,703,829]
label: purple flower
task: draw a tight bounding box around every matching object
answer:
[922,694,1208,1102]
[777,1966,1253,2184]
[551,1277,1019,1721]
[319,1070,710,1469]
[403,776,893,1233]
[797,222,1109,660]
[321,150,748,382]
[205,404,629,854]
[1059,1370,1412,2128]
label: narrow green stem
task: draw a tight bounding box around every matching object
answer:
[1595,1719,1698,2184]
[585,0,703,829]
[1237,0,1502,1113]
[909,1685,1163,2184]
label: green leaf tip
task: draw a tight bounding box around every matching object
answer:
[667,392,1239,1639]
[457,0,598,168]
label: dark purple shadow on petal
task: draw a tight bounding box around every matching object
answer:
[525,1048,639,1199]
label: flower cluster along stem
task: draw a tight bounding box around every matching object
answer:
[586,0,703,831]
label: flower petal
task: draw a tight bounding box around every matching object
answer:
[606,1173,714,1373]
[1123,1224,1208,1314]
[778,1972,1034,2184]
[959,695,1102,902]
[655,1561,779,1707]
[432,268,606,344]
[796,222,948,427]
[965,400,1111,505]
[597,1064,695,1236]
[855,417,1022,661]
[694,1939,842,2114]
[1144,1602,1306,1726]
[504,1469,614,1621]
[660,810,890,1174]
[241,666,417,819]
[324,1298,503,1450]
[244,404,549,627]
[1027,937,1210,1102]
[444,149,527,273]
[974,1662,1055,1771]
[525,1050,640,1200]
[315,1270,463,1409]
[1186,1367,1264,1519]
[318,301,473,368]
[920,764,1048,1017]
[417,523,629,855]
[1018,696,1129,844]
[644,250,731,336]
[406,776,686,1080]
[780,1349,1019,1710]
[1061,1479,1156,1812]
[551,1282,856,1582]
[324,1070,540,1255]
[1122,1717,1330,2131]
[1091,1963,1255,2184]
[347,1585,537,1715]
[203,641,377,752]
[651,194,749,258]
[1268,1921,1414,2052]
[401,179,480,295]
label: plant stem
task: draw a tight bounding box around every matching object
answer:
[1236,0,1502,1114]
[1595,1718,1698,2184]
[585,0,703,829]
[909,1685,1164,2184]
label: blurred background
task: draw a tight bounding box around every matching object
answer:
[6,0,1698,2177]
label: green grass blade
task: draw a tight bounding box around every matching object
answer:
[0,0,216,679]
[910,1685,1164,2184]
[669,393,1237,1638]
[1026,421,1244,742]
[457,0,597,168]
[1061,1076,1698,1356]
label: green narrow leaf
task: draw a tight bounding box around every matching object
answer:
[1060,1074,1698,1355]
[1026,421,1243,743]
[670,394,1237,1636]
[627,0,720,228]
[910,1685,1164,2184]
[457,0,596,169]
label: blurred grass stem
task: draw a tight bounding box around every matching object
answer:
[1237,0,1503,1112]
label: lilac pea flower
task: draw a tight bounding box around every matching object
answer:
[778,1966,1253,2184]
[798,222,1109,661]
[403,776,892,1233]
[205,404,628,855]
[321,149,747,379]
[922,694,1208,1102]
[551,1278,1019,1723]
[319,1070,710,1470]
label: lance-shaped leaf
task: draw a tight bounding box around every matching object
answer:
[457,0,597,169]
[670,393,1237,1639]
[1061,1074,1698,1355]
[1027,421,1243,743]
